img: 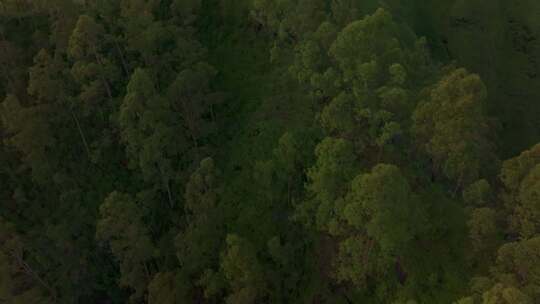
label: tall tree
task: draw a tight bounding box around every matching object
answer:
[0,94,56,184]
[96,191,156,303]
[500,143,540,238]
[119,68,183,204]
[220,234,267,304]
[412,67,496,189]
[173,157,225,300]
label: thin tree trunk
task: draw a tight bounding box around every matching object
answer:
[363,238,374,266]
[165,178,174,209]
[143,261,151,281]
[453,171,464,197]
[191,132,200,160]
[70,109,92,160]
[210,103,216,123]
[152,259,161,274]
[113,39,130,77]
[159,167,174,209]
[4,248,57,302]
[287,177,292,205]
[180,98,200,159]
[94,52,114,102]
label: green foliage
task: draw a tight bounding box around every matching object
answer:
[251,0,326,40]
[0,217,53,303]
[0,94,56,183]
[2,1,540,303]
[493,237,540,297]
[119,67,188,196]
[346,164,424,252]
[68,15,104,60]
[500,143,540,238]
[296,137,357,230]
[96,191,156,302]
[175,157,224,286]
[463,179,492,206]
[482,283,533,304]
[147,272,182,304]
[221,234,267,304]
[468,207,499,253]
[413,68,496,187]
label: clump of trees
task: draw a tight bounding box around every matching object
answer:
[1,0,540,303]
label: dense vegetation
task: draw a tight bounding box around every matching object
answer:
[1,0,540,303]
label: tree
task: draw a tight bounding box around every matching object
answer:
[119,0,155,47]
[412,68,496,188]
[68,15,104,61]
[119,68,185,206]
[27,48,98,161]
[28,49,64,103]
[496,237,540,285]
[170,0,201,25]
[147,272,183,304]
[290,24,335,84]
[167,62,219,154]
[467,207,499,254]
[319,8,432,156]
[0,94,56,184]
[175,158,224,296]
[320,92,356,138]
[334,235,382,288]
[463,179,493,207]
[251,0,326,42]
[460,237,540,302]
[96,191,156,303]
[482,283,532,304]
[513,164,540,238]
[272,131,316,203]
[330,0,363,27]
[500,144,540,195]
[330,164,425,290]
[345,164,424,253]
[329,8,425,105]
[296,137,357,230]
[0,217,55,303]
[120,0,206,85]
[68,14,119,107]
[500,143,540,238]
[221,234,267,304]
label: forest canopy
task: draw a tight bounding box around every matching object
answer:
[1,0,540,303]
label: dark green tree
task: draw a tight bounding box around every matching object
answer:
[412,68,496,188]
[96,191,157,303]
